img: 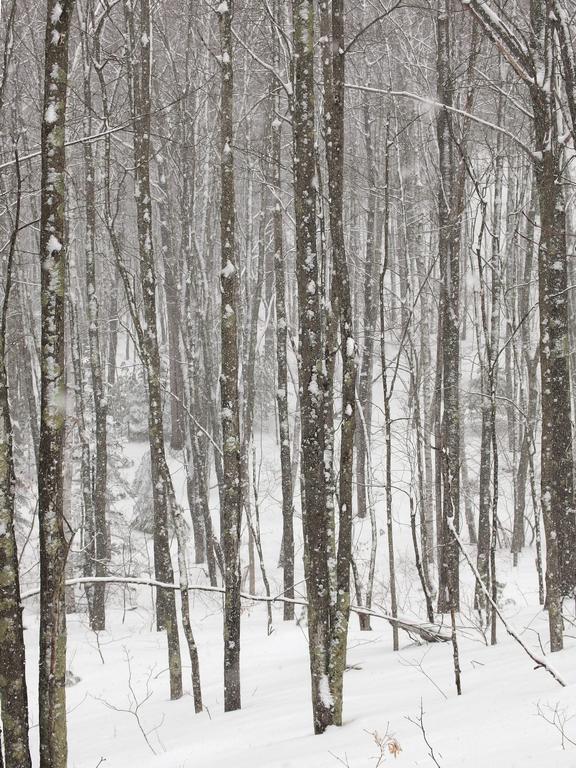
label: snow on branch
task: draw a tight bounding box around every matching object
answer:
[460,0,535,85]
[344,82,537,160]
[21,576,450,643]
[448,518,566,688]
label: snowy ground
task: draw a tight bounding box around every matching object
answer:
[21,550,576,768]
[18,409,576,768]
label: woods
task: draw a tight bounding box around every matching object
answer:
[2,0,576,764]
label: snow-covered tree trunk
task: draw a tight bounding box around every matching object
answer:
[81,17,108,631]
[124,0,182,698]
[270,99,295,622]
[0,155,31,768]
[356,96,378,529]
[475,123,504,612]
[535,123,573,650]
[319,0,357,725]
[38,2,76,766]
[218,0,243,713]
[436,5,462,614]
[291,0,334,734]
[106,269,119,386]
[532,5,576,641]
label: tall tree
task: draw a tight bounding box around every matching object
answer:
[292,0,332,734]
[80,5,108,631]
[38,2,76,766]
[0,154,32,768]
[319,0,357,724]
[435,1,461,614]
[270,98,295,622]
[461,0,576,651]
[218,0,242,713]
[124,0,183,697]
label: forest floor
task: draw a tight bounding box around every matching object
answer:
[20,438,576,767]
[22,579,576,768]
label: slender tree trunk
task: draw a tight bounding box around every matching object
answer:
[475,129,503,611]
[461,0,576,655]
[292,0,332,734]
[378,121,400,650]
[436,6,469,613]
[356,97,378,523]
[124,0,182,698]
[321,0,357,723]
[81,27,107,630]
[270,103,295,620]
[535,140,573,650]
[0,154,32,768]
[38,3,76,766]
[218,0,242,712]
[157,146,186,451]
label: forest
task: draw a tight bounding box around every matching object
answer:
[1,0,576,765]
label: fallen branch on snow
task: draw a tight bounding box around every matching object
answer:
[448,517,566,687]
[21,575,450,643]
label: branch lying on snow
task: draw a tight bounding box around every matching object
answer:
[21,576,450,644]
[447,517,566,688]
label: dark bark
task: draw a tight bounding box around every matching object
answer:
[356,97,378,523]
[292,0,332,734]
[379,122,399,651]
[38,3,76,766]
[270,102,295,621]
[462,0,576,654]
[218,0,242,713]
[81,22,107,631]
[320,0,357,724]
[0,153,32,768]
[156,146,186,452]
[124,0,183,698]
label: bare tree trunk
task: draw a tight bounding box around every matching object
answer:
[107,268,119,386]
[270,96,295,620]
[475,127,503,612]
[379,122,399,651]
[319,0,357,725]
[81,19,107,630]
[356,97,378,523]
[124,0,182,699]
[156,146,186,452]
[460,428,477,545]
[38,3,76,765]
[218,0,242,713]
[292,0,333,734]
[0,153,32,768]
[435,6,476,614]
[512,186,535,563]
[14,281,39,467]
